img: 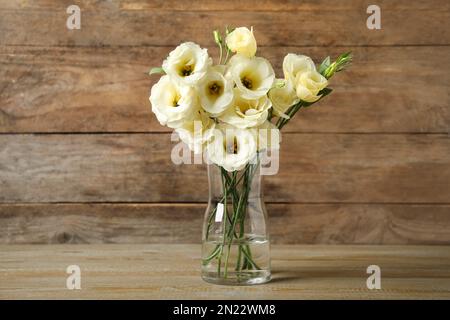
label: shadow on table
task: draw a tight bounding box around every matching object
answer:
[270,268,359,284]
[270,271,304,284]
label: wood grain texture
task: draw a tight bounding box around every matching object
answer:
[0,133,449,203]
[1,244,450,299]
[1,0,449,245]
[0,0,449,47]
[1,45,449,133]
[1,203,450,245]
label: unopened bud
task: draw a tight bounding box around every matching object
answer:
[213,30,222,44]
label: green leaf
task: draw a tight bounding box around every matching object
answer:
[318,56,331,75]
[302,88,333,107]
[335,52,352,71]
[225,26,235,35]
[149,67,165,75]
[319,87,333,97]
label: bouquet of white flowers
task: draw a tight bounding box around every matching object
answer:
[150,26,351,170]
[149,26,351,285]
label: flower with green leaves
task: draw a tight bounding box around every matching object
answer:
[148,27,352,280]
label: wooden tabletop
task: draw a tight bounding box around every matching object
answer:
[1,245,449,299]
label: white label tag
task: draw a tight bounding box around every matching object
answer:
[215,203,224,222]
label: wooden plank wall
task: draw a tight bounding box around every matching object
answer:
[0,0,449,244]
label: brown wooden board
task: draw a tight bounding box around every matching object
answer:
[1,46,449,133]
[1,0,449,245]
[0,133,448,203]
[1,203,450,244]
[0,1,449,47]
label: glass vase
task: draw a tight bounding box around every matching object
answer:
[201,158,271,285]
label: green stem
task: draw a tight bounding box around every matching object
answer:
[218,43,223,65]
[203,161,263,275]
[224,177,247,277]
[217,172,228,276]
[276,102,302,130]
[205,168,247,241]
[239,164,262,271]
[235,243,242,271]
[236,167,250,271]
[230,163,261,274]
[202,244,221,265]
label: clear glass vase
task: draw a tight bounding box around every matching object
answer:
[201,158,271,285]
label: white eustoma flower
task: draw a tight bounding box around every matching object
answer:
[149,75,198,129]
[206,124,257,172]
[228,54,275,100]
[162,42,212,86]
[197,66,234,116]
[225,27,257,58]
[268,79,299,118]
[282,53,316,86]
[282,53,328,103]
[219,89,271,129]
[295,70,328,103]
[175,110,216,154]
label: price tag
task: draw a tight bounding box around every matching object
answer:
[215,203,224,222]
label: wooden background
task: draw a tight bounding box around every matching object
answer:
[0,0,449,245]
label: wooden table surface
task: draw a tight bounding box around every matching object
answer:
[1,245,449,299]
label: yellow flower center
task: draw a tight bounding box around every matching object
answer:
[208,82,223,96]
[241,76,253,89]
[172,93,181,107]
[180,64,194,77]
